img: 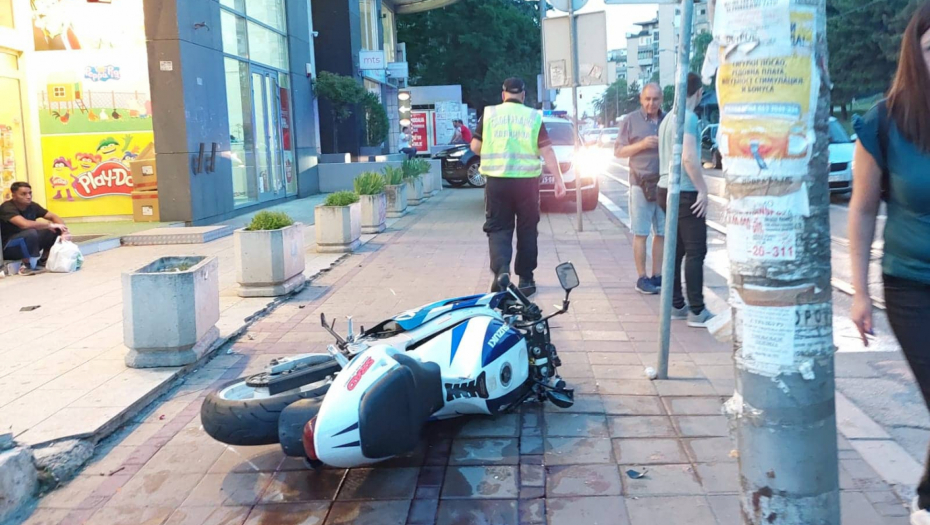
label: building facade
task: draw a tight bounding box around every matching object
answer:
[607,48,627,85]
[625,0,710,90]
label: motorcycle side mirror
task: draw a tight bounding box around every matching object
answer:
[546,388,575,409]
[555,262,579,292]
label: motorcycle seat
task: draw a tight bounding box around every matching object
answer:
[358,354,443,459]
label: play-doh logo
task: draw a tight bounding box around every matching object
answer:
[74,161,133,198]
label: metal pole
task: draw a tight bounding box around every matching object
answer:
[541,2,551,111]
[569,0,583,232]
[655,0,693,380]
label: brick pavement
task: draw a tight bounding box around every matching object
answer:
[14,188,911,525]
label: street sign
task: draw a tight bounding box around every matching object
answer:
[542,11,608,88]
[387,61,409,79]
[549,0,588,13]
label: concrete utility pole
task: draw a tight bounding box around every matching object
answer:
[567,0,583,232]
[713,0,840,522]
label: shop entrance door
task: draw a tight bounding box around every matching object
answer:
[250,65,285,203]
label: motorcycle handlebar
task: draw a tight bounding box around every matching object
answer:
[498,273,533,308]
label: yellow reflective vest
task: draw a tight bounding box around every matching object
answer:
[478,103,543,178]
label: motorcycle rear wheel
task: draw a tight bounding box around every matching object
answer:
[201,366,334,446]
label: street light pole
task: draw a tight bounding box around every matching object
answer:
[568,0,583,232]
[540,2,551,110]
[654,0,693,380]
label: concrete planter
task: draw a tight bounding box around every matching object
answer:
[421,170,435,197]
[385,184,408,218]
[315,203,361,253]
[234,223,306,297]
[359,193,387,234]
[123,256,220,368]
[428,159,442,196]
[406,176,425,206]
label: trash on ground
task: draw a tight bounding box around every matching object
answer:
[20,305,41,311]
[626,468,648,479]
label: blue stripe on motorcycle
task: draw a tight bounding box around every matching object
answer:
[331,422,359,438]
[448,322,469,365]
[481,320,521,367]
[334,441,361,448]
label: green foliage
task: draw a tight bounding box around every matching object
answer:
[314,72,366,152]
[354,171,386,195]
[324,191,360,207]
[382,166,406,186]
[690,31,714,75]
[592,79,642,125]
[402,158,429,180]
[662,86,676,113]
[397,0,542,112]
[362,93,390,147]
[827,0,917,107]
[245,211,294,231]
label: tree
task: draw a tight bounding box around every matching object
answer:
[397,0,541,113]
[361,93,389,148]
[592,79,643,125]
[690,31,713,75]
[314,72,366,153]
[827,0,917,118]
[662,85,675,113]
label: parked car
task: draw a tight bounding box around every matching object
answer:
[541,118,599,211]
[700,120,854,194]
[827,117,854,194]
[597,127,619,149]
[434,144,484,188]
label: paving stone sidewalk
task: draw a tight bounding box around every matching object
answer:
[14,188,910,525]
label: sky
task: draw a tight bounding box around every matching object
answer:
[547,1,661,116]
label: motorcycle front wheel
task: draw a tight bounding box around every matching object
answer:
[201,362,334,446]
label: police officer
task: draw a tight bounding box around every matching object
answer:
[470,78,566,297]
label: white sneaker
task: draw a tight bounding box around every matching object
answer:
[912,497,930,525]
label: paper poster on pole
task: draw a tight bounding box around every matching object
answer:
[715,5,819,180]
[713,0,792,60]
[726,187,810,263]
[732,288,834,377]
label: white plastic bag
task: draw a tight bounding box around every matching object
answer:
[46,238,84,273]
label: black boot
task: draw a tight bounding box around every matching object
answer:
[518,276,536,298]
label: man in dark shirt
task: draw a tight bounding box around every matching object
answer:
[1,182,68,275]
[615,83,666,295]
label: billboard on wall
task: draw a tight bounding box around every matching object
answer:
[410,112,429,152]
[28,0,152,218]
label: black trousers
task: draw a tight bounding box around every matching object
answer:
[884,275,930,509]
[658,188,707,313]
[2,228,60,262]
[484,176,540,281]
[400,148,417,160]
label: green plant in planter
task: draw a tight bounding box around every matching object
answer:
[382,166,405,186]
[245,211,295,231]
[361,93,389,148]
[401,158,426,181]
[354,171,386,195]
[324,191,360,207]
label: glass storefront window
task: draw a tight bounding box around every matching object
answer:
[360,0,379,50]
[247,21,288,71]
[0,52,27,202]
[0,0,13,29]
[221,11,249,59]
[382,6,396,62]
[225,58,258,207]
[220,0,246,14]
[247,0,286,32]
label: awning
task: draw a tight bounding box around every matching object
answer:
[393,0,461,15]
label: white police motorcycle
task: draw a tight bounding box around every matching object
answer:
[201,263,579,468]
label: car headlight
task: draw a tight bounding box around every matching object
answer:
[448,149,466,158]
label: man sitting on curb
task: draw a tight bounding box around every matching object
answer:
[1,182,69,275]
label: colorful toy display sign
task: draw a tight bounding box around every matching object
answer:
[41,132,153,217]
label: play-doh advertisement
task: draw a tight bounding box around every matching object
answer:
[41,132,153,217]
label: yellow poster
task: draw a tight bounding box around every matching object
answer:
[41,132,153,218]
[715,6,818,178]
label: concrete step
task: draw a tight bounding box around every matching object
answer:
[121,225,234,246]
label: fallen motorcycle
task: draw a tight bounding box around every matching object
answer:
[201,263,579,468]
